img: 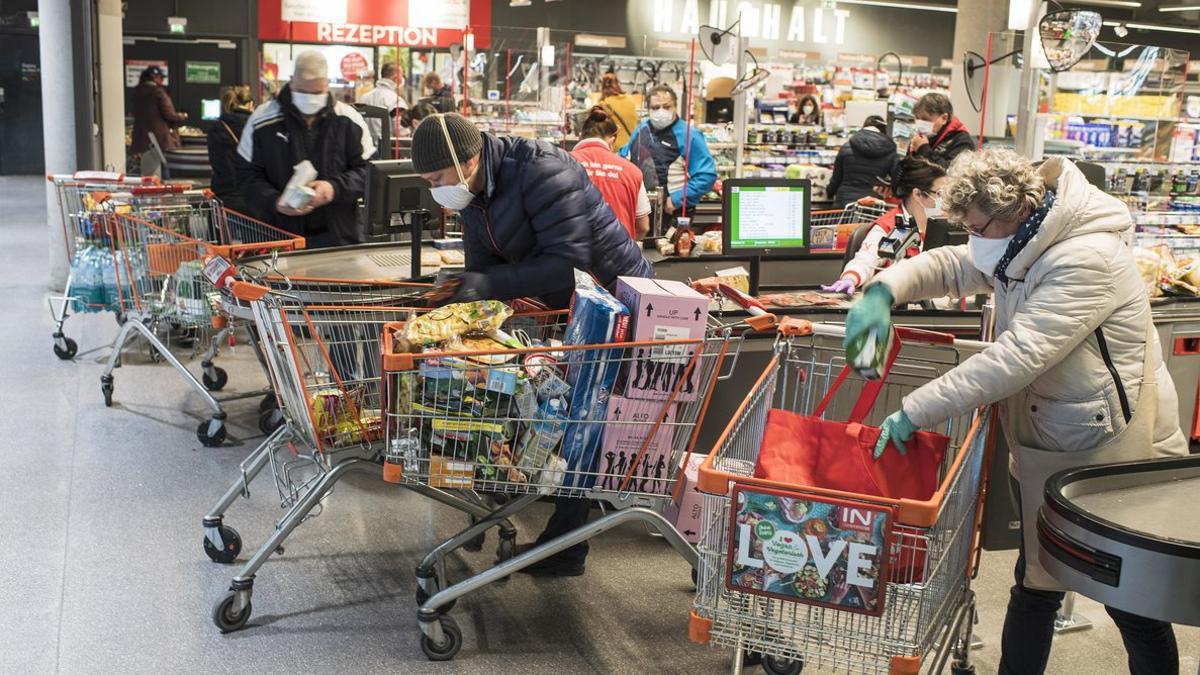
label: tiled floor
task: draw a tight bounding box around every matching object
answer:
[1,175,1195,674]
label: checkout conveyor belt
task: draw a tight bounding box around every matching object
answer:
[1039,455,1200,626]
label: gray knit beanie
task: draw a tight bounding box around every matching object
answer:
[411,113,483,173]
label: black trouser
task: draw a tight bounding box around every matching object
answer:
[1000,479,1178,675]
[532,496,591,565]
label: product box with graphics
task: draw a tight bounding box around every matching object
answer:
[595,394,677,494]
[615,277,709,402]
[664,453,708,543]
[726,485,893,616]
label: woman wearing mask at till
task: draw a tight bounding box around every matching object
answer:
[823,157,946,295]
[790,94,822,126]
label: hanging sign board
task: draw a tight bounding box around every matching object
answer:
[726,485,893,616]
[282,0,348,23]
[185,61,221,84]
[575,34,627,49]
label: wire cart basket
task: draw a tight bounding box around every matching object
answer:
[689,324,994,675]
[94,187,303,446]
[207,280,522,634]
[809,198,891,251]
[378,292,774,661]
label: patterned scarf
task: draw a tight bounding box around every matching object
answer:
[993,190,1056,284]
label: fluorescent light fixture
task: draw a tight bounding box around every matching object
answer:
[1074,0,1141,7]
[833,0,957,13]
[1008,0,1034,30]
[1118,20,1200,33]
[1159,4,1200,10]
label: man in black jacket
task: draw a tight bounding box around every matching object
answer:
[236,51,374,248]
[412,112,651,309]
[909,93,976,168]
[826,115,897,209]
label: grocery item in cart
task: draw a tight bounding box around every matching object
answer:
[400,300,513,348]
[597,393,677,494]
[559,270,630,490]
[847,323,893,381]
[514,396,568,478]
[615,277,709,402]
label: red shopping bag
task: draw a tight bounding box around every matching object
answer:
[753,330,949,581]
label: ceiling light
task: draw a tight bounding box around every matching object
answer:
[1107,20,1200,34]
[1158,4,1200,10]
[1074,0,1141,7]
[832,0,957,13]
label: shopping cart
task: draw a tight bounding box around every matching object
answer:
[96,190,302,445]
[207,281,525,634]
[689,324,994,675]
[46,172,164,360]
[379,293,763,661]
[809,198,892,251]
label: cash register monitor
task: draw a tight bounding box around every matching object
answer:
[366,160,438,238]
[722,178,812,256]
[200,99,221,121]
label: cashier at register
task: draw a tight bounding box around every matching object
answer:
[822,157,946,295]
[410,112,651,309]
[846,148,1186,675]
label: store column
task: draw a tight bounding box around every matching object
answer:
[38,0,76,289]
[97,0,124,173]
[948,0,1008,139]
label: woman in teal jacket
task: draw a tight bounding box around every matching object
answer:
[619,85,717,216]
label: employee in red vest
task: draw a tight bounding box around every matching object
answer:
[571,106,652,240]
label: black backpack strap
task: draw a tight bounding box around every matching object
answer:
[1095,325,1132,424]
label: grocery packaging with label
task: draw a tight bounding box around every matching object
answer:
[596,394,677,494]
[279,160,319,211]
[615,277,709,401]
[558,270,631,490]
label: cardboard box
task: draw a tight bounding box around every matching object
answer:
[664,453,708,543]
[615,277,709,402]
[595,394,677,495]
[428,454,474,489]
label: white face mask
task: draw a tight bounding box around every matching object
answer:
[914,119,935,135]
[968,234,1014,276]
[921,194,944,219]
[292,91,328,115]
[428,114,476,211]
[802,105,815,115]
[649,108,676,130]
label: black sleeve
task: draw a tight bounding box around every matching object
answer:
[327,122,368,206]
[941,132,977,165]
[476,156,596,301]
[206,130,235,185]
[236,128,283,218]
[827,146,848,198]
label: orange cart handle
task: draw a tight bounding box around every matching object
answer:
[894,326,956,345]
[692,280,779,331]
[130,183,190,195]
[229,280,270,302]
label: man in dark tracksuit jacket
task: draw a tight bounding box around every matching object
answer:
[236,83,374,248]
[413,113,652,576]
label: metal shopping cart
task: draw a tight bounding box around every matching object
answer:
[378,295,762,661]
[689,324,994,675]
[46,172,164,360]
[208,281,524,634]
[809,198,892,251]
[95,188,303,445]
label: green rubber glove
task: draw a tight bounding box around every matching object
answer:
[844,283,894,354]
[875,409,918,459]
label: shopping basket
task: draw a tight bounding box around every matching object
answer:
[379,290,773,661]
[689,323,994,675]
[46,172,163,360]
[95,188,302,446]
[207,281,522,634]
[809,198,891,251]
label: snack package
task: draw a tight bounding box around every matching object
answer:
[279,160,319,210]
[402,300,512,347]
[559,270,630,490]
[846,326,894,381]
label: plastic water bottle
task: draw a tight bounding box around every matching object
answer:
[515,397,568,476]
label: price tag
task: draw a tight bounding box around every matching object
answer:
[202,255,235,287]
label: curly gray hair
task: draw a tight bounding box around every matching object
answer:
[941,148,1045,224]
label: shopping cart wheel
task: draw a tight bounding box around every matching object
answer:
[691,567,699,588]
[53,336,78,360]
[420,617,462,661]
[148,343,164,364]
[203,525,242,564]
[258,409,285,435]
[101,376,114,408]
[464,515,485,552]
[950,666,975,675]
[197,419,227,447]
[202,366,228,391]
[762,655,803,675]
[115,312,128,326]
[259,394,278,413]
[742,650,763,667]
[495,534,516,562]
[213,590,252,633]
[414,585,457,613]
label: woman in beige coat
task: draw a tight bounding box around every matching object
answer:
[845,148,1185,675]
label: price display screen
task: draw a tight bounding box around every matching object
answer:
[723,179,812,255]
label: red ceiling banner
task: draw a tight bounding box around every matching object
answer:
[259,0,492,49]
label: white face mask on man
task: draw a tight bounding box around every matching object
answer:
[292,91,328,115]
[428,114,477,211]
[968,234,1014,277]
[914,119,935,136]
[649,108,676,130]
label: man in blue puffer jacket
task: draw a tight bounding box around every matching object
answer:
[412,112,651,309]
[413,113,653,576]
[620,85,717,217]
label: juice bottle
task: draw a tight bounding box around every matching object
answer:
[675,217,695,257]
